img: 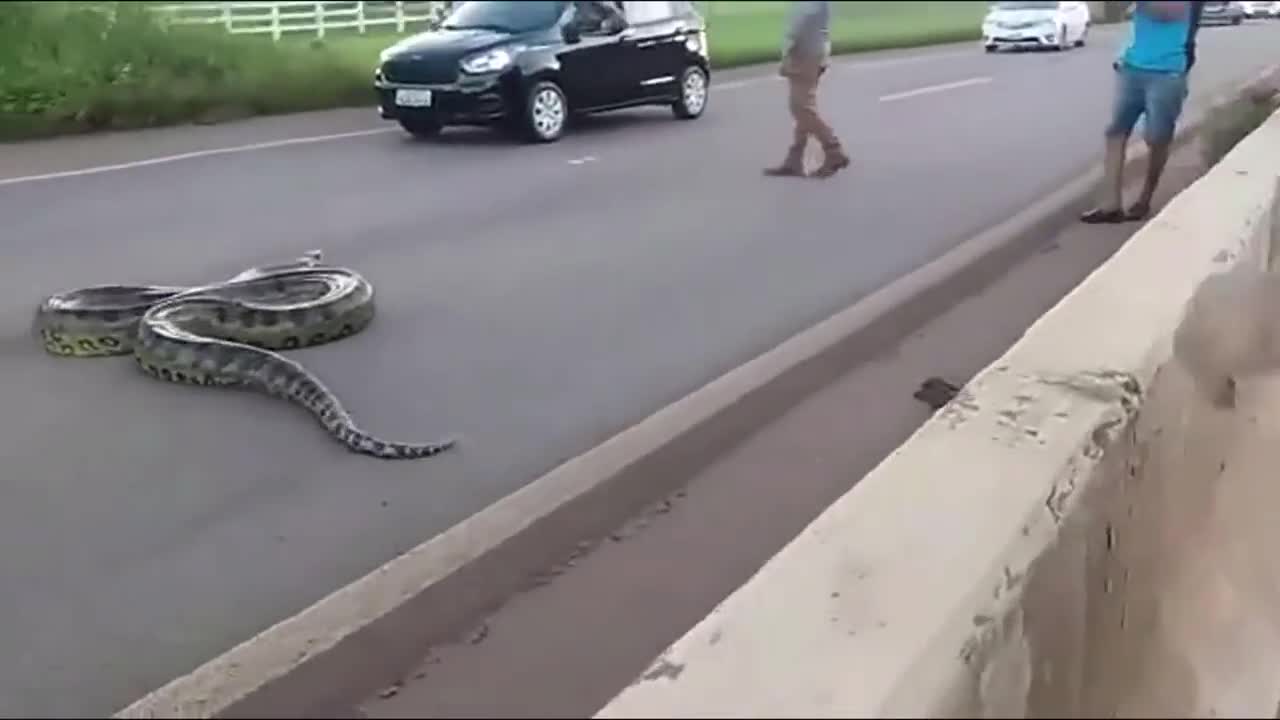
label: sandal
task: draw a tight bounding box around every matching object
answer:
[1080,207,1126,224]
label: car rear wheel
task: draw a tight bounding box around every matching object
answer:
[672,65,709,120]
[398,112,441,140]
[521,81,568,143]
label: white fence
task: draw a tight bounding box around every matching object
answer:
[152,1,451,40]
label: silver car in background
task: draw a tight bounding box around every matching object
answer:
[1239,0,1280,18]
[981,0,1092,52]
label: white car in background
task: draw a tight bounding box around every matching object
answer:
[982,0,1092,52]
[1240,0,1280,18]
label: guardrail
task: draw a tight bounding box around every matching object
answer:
[151,1,447,40]
[598,105,1280,718]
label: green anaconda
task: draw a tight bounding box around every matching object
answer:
[33,251,456,460]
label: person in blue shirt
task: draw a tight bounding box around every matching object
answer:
[1082,1,1203,224]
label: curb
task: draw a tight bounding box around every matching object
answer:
[113,64,1279,719]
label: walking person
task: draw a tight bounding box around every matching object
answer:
[764,0,850,179]
[1081,1,1204,224]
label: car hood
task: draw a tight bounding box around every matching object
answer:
[383,27,514,61]
[986,8,1058,24]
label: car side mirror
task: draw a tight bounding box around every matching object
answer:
[562,23,582,44]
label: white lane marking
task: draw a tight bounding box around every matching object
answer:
[568,155,598,165]
[0,127,397,188]
[878,76,993,103]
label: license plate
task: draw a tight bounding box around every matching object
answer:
[395,89,433,108]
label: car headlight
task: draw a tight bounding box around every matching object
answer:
[460,46,520,75]
[686,31,706,55]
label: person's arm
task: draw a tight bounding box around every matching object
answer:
[1184,1,1204,71]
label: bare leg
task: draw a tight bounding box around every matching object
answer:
[1080,135,1129,223]
[1101,134,1128,211]
[1082,61,1144,225]
[1127,141,1170,220]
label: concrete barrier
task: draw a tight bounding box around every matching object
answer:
[598,109,1280,718]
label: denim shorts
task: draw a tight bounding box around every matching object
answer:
[1105,64,1190,145]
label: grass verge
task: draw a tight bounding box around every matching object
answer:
[2,1,987,143]
[0,1,375,140]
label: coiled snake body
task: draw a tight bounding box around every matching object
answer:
[33,251,456,460]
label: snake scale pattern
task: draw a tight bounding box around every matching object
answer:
[33,251,456,460]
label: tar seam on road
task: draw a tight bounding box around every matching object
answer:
[0,50,980,188]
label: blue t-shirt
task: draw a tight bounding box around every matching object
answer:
[1121,2,1201,74]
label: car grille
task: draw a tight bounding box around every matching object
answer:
[381,58,458,86]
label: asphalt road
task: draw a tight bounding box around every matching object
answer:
[1,22,1277,718]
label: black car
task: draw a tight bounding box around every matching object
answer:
[374,1,711,143]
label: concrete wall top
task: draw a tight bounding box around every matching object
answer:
[596,111,1280,718]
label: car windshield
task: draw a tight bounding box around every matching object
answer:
[441,1,565,33]
[994,1,1059,9]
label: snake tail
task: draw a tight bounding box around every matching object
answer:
[135,325,456,460]
[258,355,458,460]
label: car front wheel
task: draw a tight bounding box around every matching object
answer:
[521,81,568,143]
[672,65,709,120]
